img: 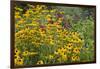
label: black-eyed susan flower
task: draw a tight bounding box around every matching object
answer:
[14,54,20,59]
[54,51,59,55]
[49,39,55,45]
[66,43,73,49]
[57,48,63,54]
[15,48,20,55]
[37,60,44,64]
[14,58,24,65]
[71,55,80,61]
[22,51,29,56]
[73,47,80,54]
[60,47,67,52]
[49,55,54,59]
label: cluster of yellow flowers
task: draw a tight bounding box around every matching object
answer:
[14,48,38,65]
[14,4,84,66]
[14,48,23,65]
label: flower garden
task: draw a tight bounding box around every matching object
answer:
[14,3,95,66]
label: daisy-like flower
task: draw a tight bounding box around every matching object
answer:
[71,55,80,61]
[73,47,80,54]
[66,43,73,49]
[37,60,44,64]
[15,48,20,55]
[22,51,29,56]
[15,58,24,65]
